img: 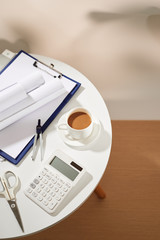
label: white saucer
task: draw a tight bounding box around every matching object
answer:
[57,113,101,149]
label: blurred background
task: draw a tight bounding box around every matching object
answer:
[1,0,160,119]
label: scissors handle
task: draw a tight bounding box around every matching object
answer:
[0,171,19,200]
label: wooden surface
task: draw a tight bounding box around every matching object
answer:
[21,121,160,240]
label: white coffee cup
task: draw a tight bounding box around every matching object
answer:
[59,107,93,140]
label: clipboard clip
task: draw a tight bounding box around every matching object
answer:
[31,119,43,161]
[33,60,62,79]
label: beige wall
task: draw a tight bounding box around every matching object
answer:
[1,0,160,119]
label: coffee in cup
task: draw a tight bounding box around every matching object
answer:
[66,108,93,140]
[68,111,91,130]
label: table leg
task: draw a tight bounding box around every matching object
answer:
[94,185,106,199]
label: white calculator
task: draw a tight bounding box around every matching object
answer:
[24,150,86,214]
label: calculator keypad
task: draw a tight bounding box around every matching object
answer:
[24,167,72,214]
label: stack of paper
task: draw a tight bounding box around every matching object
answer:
[0,52,67,130]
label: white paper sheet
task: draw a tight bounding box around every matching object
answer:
[0,83,28,112]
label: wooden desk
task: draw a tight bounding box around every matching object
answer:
[104,121,160,240]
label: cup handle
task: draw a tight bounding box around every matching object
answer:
[58,123,68,130]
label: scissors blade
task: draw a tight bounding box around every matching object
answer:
[8,200,24,232]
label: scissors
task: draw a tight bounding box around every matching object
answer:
[0,171,24,232]
[32,119,43,161]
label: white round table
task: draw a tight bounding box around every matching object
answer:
[0,55,112,239]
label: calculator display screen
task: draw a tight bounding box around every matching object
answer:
[50,156,79,181]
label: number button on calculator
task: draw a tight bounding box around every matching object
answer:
[24,168,72,214]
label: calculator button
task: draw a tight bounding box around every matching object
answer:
[50,191,56,197]
[66,183,71,188]
[42,191,47,197]
[42,200,48,206]
[40,183,45,188]
[30,183,36,189]
[42,178,48,184]
[47,196,52,201]
[36,187,41,193]
[55,195,61,201]
[45,187,50,193]
[37,195,43,201]
[33,178,39,184]
[48,182,53,188]
[59,191,65,197]
[55,175,59,180]
[49,171,54,177]
[32,191,38,197]
[51,178,57,184]
[56,182,62,188]
[46,174,51,180]
[48,201,58,210]
[54,187,59,192]
[62,186,68,192]
[41,170,47,176]
[26,187,33,193]
[59,179,65,184]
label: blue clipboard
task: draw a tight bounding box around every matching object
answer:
[0,50,81,164]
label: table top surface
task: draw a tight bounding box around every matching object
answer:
[0,54,112,239]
